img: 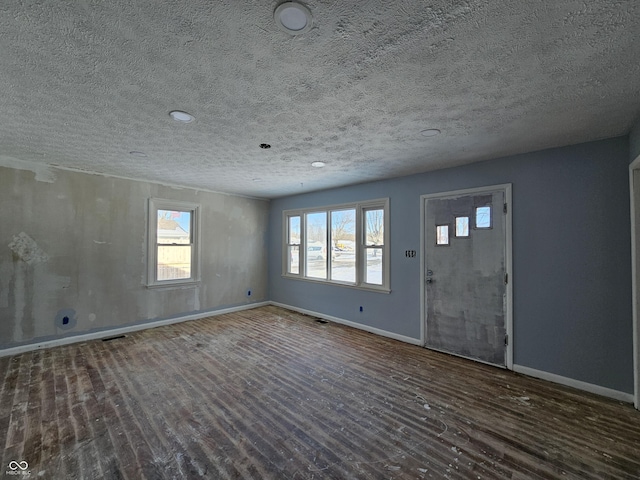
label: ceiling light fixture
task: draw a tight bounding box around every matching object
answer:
[311,161,325,168]
[274,2,312,35]
[420,129,441,137]
[169,110,195,123]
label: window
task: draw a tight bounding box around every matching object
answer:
[475,206,492,229]
[364,208,384,285]
[148,198,199,287]
[455,217,470,237]
[306,212,327,279]
[283,199,389,292]
[331,209,356,282]
[287,216,300,274]
[436,225,450,245]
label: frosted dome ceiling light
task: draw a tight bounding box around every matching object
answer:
[274,2,312,35]
[169,110,195,123]
[311,161,325,168]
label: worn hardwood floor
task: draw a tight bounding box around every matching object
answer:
[1,305,639,479]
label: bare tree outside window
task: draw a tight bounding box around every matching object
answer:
[283,199,388,290]
[331,209,356,282]
[364,209,384,284]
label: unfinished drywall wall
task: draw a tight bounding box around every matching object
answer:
[269,136,633,394]
[0,164,269,349]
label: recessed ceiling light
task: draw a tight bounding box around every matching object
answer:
[129,151,147,157]
[420,129,441,137]
[311,161,325,168]
[274,2,312,35]
[169,110,195,123]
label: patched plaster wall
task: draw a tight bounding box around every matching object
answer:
[0,165,269,348]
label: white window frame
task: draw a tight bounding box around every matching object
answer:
[282,198,390,292]
[147,198,200,288]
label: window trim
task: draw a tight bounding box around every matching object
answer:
[282,198,390,293]
[147,198,201,288]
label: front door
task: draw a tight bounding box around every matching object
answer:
[424,186,509,367]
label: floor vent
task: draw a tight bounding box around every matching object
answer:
[102,335,126,342]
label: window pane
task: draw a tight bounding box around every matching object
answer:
[288,216,300,244]
[158,210,191,244]
[157,245,191,280]
[288,245,299,274]
[331,209,356,282]
[455,217,469,237]
[365,209,384,246]
[436,225,449,245]
[365,247,383,285]
[476,206,491,228]
[306,212,327,279]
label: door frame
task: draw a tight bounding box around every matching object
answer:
[629,155,640,410]
[420,184,513,370]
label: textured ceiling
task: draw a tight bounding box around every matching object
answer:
[1,1,639,198]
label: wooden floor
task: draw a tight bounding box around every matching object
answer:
[1,306,639,479]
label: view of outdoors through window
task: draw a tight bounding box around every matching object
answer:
[364,209,384,285]
[288,216,300,274]
[330,209,356,282]
[157,209,192,281]
[476,206,491,228]
[306,212,327,279]
[286,203,386,287]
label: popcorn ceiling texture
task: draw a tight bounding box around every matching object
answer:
[0,0,638,198]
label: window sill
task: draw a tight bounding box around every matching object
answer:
[281,274,390,294]
[146,280,200,290]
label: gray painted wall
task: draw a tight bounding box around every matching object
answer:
[269,137,633,393]
[0,165,269,348]
[631,116,640,162]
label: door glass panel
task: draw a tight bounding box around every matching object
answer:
[455,217,469,237]
[475,206,491,228]
[436,225,449,245]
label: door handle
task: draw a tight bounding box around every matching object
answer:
[426,277,433,284]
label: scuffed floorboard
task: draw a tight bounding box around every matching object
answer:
[1,305,639,479]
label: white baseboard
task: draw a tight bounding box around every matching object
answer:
[269,301,423,346]
[0,301,270,358]
[513,364,634,403]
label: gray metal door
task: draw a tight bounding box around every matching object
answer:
[425,189,507,366]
